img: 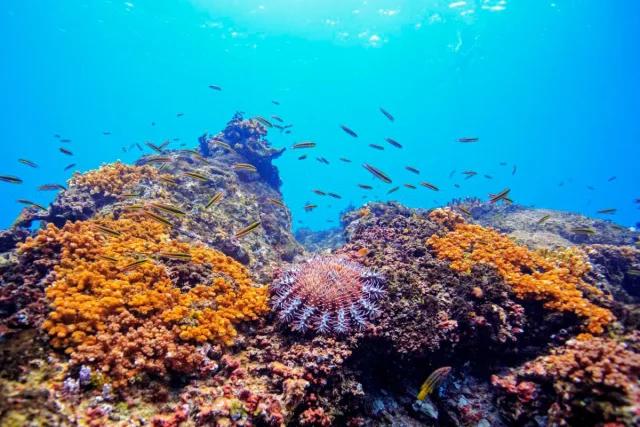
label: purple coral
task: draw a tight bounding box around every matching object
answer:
[270,255,385,335]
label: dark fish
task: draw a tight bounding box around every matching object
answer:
[339,158,352,163]
[233,163,257,172]
[358,184,373,190]
[608,176,617,182]
[489,188,511,203]
[38,183,66,191]
[387,186,400,195]
[53,134,61,138]
[316,157,330,165]
[458,137,478,143]
[499,162,507,166]
[64,163,76,171]
[103,131,111,136]
[405,166,420,174]
[136,143,143,151]
[512,165,517,175]
[298,155,308,160]
[18,159,38,168]
[293,142,316,149]
[420,182,439,191]
[369,144,385,150]
[176,113,184,117]
[462,170,477,179]
[379,107,394,122]
[159,140,170,149]
[59,147,73,156]
[385,138,402,148]
[363,163,392,184]
[454,184,460,188]
[304,204,317,212]
[313,190,327,196]
[484,175,493,179]
[537,214,551,224]
[597,208,617,215]
[206,192,224,209]
[17,199,47,210]
[254,116,273,128]
[1,175,23,184]
[284,130,292,134]
[150,202,187,217]
[208,85,222,91]
[95,224,122,237]
[587,186,595,191]
[273,124,284,130]
[458,206,472,216]
[272,100,280,105]
[417,367,452,400]
[235,221,261,238]
[146,142,163,153]
[404,184,416,189]
[340,125,358,138]
[271,115,284,123]
[328,192,342,199]
[283,124,293,129]
[60,139,72,143]
[449,170,456,178]
[571,227,596,235]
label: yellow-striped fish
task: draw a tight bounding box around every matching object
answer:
[144,210,174,227]
[417,367,451,401]
[293,142,316,149]
[120,258,149,272]
[235,221,261,238]
[420,182,439,191]
[267,197,285,208]
[233,163,257,173]
[94,224,122,237]
[160,175,178,185]
[205,192,224,209]
[158,252,192,261]
[183,171,210,181]
[97,254,119,263]
[17,199,47,210]
[150,202,186,217]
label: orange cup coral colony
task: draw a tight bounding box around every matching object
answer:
[427,210,614,335]
[18,213,268,384]
[67,161,159,197]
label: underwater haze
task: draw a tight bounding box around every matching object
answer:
[1,0,639,229]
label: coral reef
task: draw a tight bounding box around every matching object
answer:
[428,214,615,334]
[492,332,640,426]
[270,255,385,334]
[19,215,268,387]
[2,115,639,426]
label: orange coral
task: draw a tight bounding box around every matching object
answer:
[427,222,614,334]
[19,214,267,385]
[67,161,158,197]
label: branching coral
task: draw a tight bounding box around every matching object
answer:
[18,214,268,386]
[67,161,158,197]
[492,333,640,425]
[427,217,614,334]
[270,256,385,335]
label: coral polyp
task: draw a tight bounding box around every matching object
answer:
[270,256,385,334]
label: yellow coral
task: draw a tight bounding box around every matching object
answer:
[67,161,159,197]
[427,222,614,334]
[20,214,268,354]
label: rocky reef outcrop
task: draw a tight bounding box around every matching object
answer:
[1,116,639,426]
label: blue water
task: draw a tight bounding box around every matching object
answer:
[1,1,639,231]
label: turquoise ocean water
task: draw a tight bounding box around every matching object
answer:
[1,1,639,231]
